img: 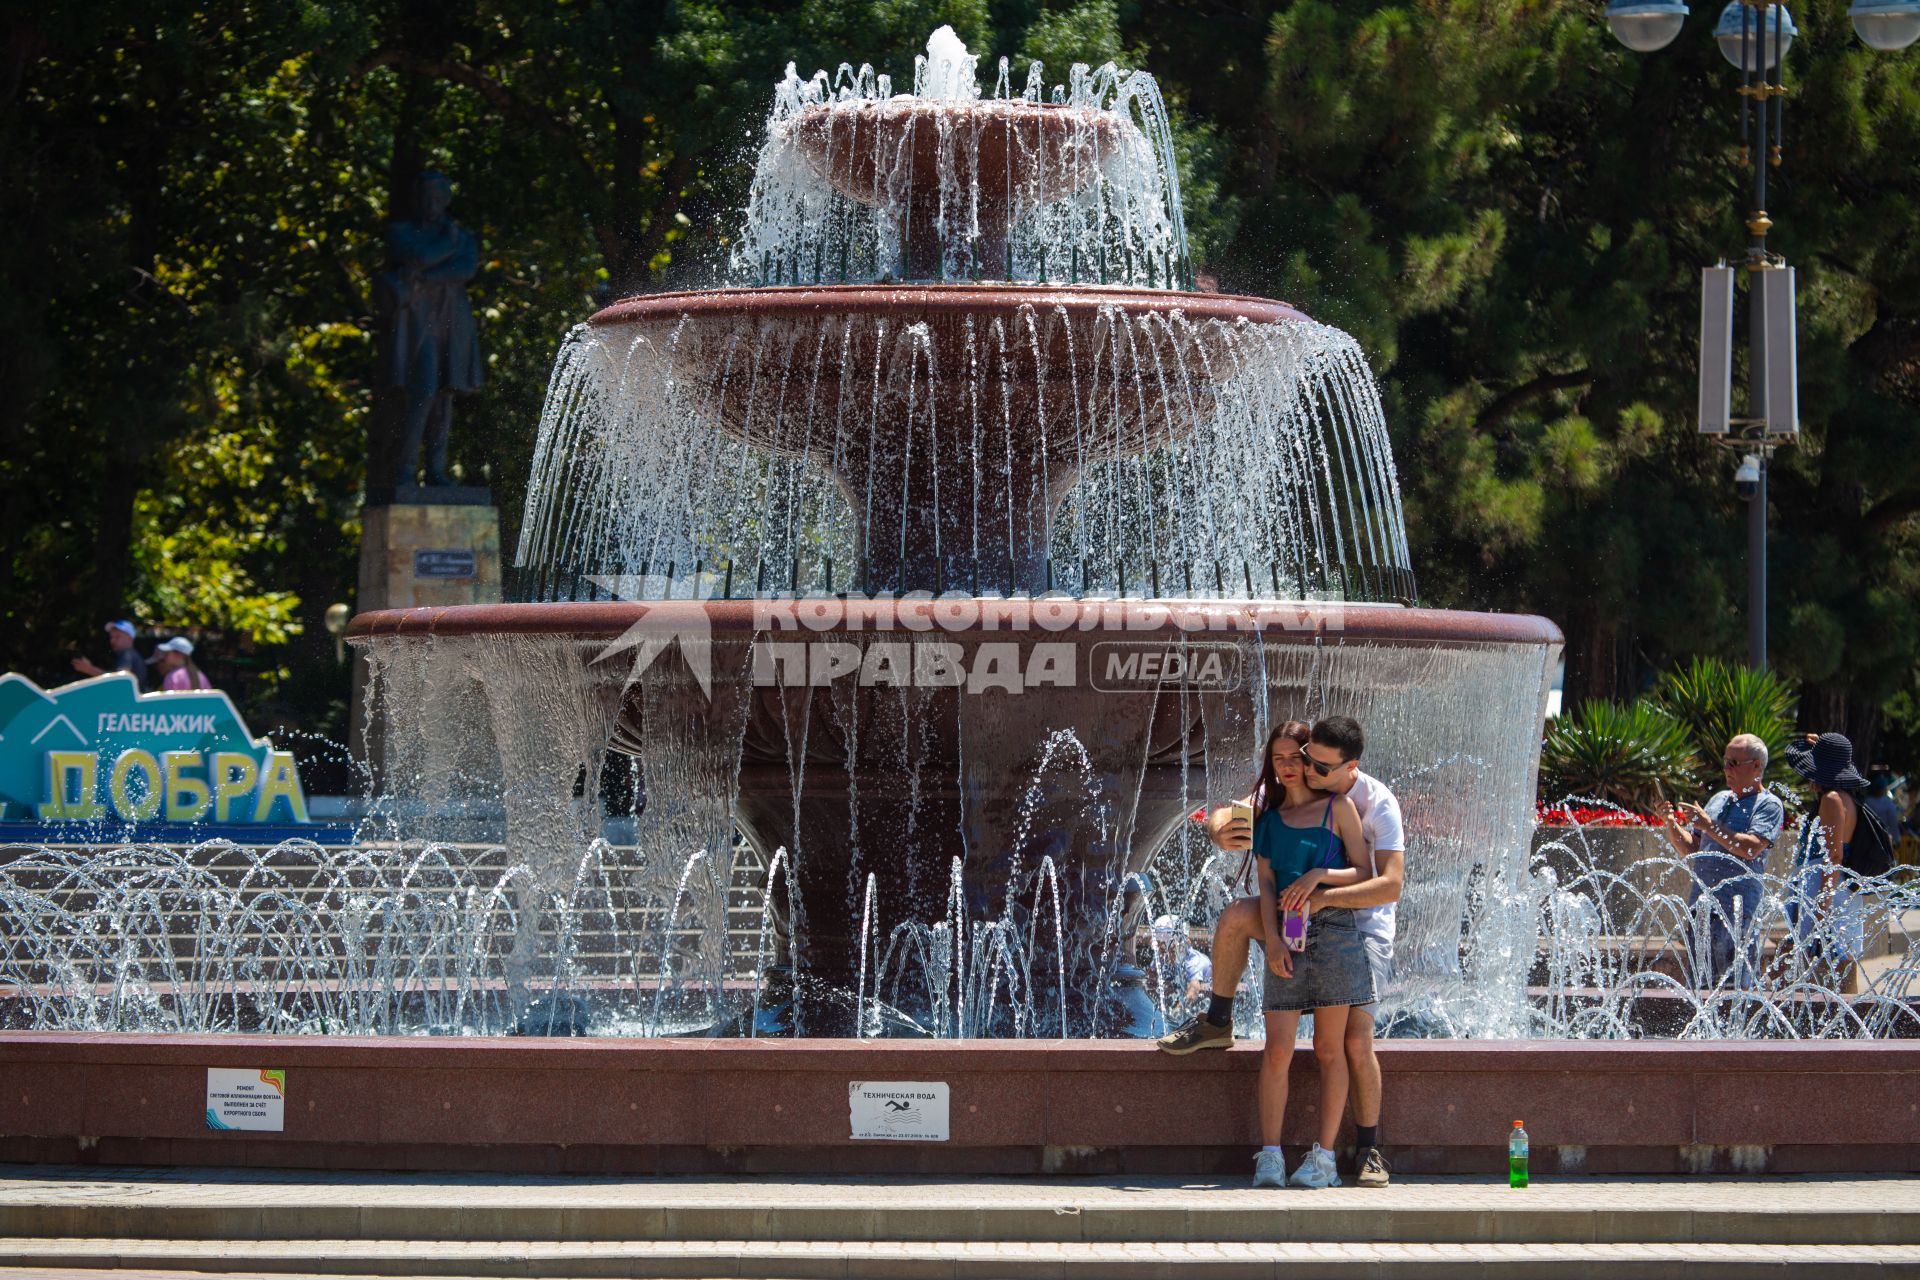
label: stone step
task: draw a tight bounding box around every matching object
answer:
[2,1237,1919,1279]
[3,1172,1919,1248]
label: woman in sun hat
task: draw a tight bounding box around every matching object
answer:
[153,637,212,691]
[1781,732,1869,990]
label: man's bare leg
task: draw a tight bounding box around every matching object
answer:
[1345,1007,1381,1128]
[1210,896,1262,998]
[1156,896,1262,1053]
[1346,1005,1390,1186]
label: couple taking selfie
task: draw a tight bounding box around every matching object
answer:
[1157,715,1405,1191]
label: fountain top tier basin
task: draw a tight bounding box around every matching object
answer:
[782,98,1131,211]
[739,29,1189,287]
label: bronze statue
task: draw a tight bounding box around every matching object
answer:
[375,171,483,488]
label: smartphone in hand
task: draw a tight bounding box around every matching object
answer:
[1229,800,1253,826]
[1282,906,1307,952]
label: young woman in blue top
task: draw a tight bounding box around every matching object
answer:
[1247,720,1376,1189]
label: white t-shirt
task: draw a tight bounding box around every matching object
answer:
[1182,948,1213,990]
[1345,771,1405,944]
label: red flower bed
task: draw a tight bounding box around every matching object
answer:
[1535,804,1661,828]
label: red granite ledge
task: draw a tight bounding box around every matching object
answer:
[1,1033,1913,1072]
[345,599,1564,648]
[587,283,1311,330]
[0,1136,1913,1177]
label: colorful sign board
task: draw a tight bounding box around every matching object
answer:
[0,672,309,827]
[206,1068,286,1131]
[849,1081,950,1141]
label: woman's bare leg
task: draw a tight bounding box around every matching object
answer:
[1258,1010,1301,1146]
[1311,1005,1351,1152]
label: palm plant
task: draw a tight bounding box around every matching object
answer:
[1649,657,1797,788]
[1540,699,1698,813]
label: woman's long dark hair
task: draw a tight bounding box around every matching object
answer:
[1252,720,1313,814]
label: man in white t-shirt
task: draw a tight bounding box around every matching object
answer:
[1155,715,1404,1188]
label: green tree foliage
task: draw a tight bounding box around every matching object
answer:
[3,1,1919,771]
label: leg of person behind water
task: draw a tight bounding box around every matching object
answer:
[1724,868,1764,990]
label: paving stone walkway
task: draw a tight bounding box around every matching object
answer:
[1,1166,1917,1277]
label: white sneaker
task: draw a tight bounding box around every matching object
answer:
[1288,1143,1340,1189]
[1252,1149,1288,1188]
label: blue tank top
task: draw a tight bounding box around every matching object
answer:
[1254,798,1341,885]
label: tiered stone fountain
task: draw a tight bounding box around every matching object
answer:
[348,28,1560,1036]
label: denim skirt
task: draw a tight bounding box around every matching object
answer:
[1262,907,1377,1012]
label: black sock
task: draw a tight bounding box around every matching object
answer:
[1355,1124,1378,1151]
[1204,993,1234,1027]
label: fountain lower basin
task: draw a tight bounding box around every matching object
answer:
[349,597,1561,1034]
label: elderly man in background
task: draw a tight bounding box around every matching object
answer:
[1658,733,1784,989]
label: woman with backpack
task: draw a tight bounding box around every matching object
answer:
[1782,732,1891,993]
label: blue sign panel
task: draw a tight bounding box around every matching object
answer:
[414,549,477,579]
[0,672,314,831]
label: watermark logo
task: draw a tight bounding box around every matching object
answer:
[1089,641,1244,692]
[582,574,1343,698]
[587,574,714,697]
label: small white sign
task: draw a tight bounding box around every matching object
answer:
[205,1068,286,1132]
[849,1080,949,1141]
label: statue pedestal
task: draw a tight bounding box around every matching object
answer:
[350,496,503,776]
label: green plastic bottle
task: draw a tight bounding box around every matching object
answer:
[1508,1120,1529,1188]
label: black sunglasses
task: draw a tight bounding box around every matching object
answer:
[1304,753,1345,778]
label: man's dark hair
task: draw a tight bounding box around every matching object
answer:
[1311,716,1365,762]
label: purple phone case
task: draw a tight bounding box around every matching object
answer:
[1282,909,1307,950]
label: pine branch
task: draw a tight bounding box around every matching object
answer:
[1475,370,1594,430]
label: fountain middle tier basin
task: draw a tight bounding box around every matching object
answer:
[350,598,1560,1033]
[574,285,1318,596]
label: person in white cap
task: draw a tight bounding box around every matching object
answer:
[154,637,211,691]
[72,620,148,686]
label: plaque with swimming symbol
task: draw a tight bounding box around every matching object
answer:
[848,1080,949,1141]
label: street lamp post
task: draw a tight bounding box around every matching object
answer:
[1605,0,1920,669]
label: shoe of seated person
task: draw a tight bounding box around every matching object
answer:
[1252,1149,1288,1188]
[1155,1014,1233,1054]
[1288,1143,1340,1189]
[1355,1146,1391,1188]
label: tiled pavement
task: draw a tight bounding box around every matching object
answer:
[0,1166,1917,1276]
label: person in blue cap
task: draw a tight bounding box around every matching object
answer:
[71,620,148,687]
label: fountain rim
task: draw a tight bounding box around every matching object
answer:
[345,599,1563,648]
[587,283,1312,330]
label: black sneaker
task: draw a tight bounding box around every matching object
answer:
[1355,1146,1390,1187]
